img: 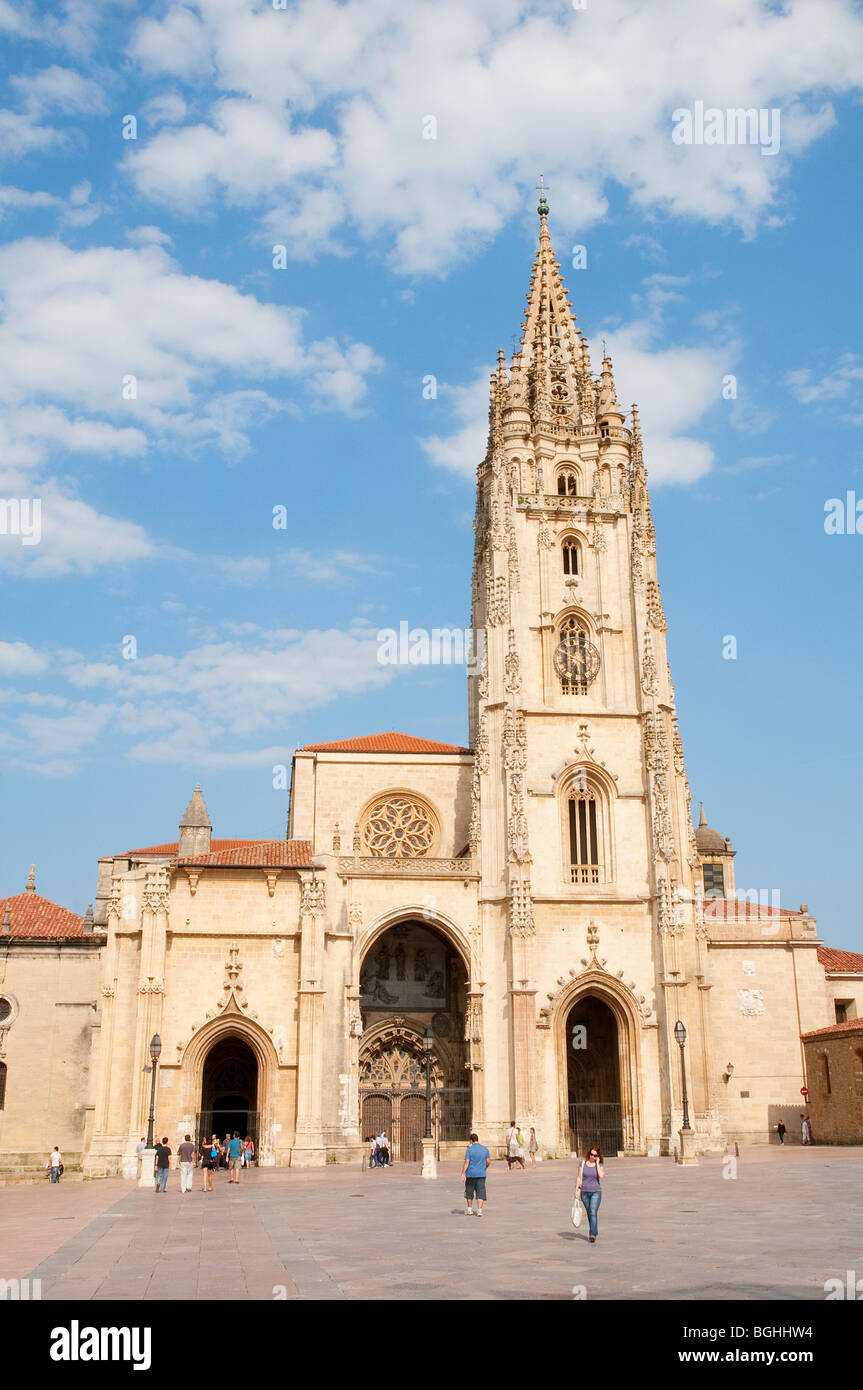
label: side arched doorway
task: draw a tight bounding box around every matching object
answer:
[359,919,471,1159]
[565,994,624,1156]
[198,1036,259,1151]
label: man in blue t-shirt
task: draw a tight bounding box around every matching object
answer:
[461,1132,491,1216]
[227,1131,244,1184]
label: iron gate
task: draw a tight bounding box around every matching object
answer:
[568,1102,622,1156]
[434,1087,472,1143]
[361,1087,473,1160]
[196,1109,260,1156]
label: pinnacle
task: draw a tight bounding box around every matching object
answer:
[180,785,212,829]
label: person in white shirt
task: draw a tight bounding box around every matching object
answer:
[377,1132,391,1167]
[505,1122,525,1171]
[47,1147,63,1184]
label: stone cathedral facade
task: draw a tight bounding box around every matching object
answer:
[2,206,860,1178]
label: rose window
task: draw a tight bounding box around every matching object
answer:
[362,796,436,857]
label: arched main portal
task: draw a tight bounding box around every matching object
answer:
[359,919,470,1159]
[565,994,624,1156]
[198,1036,259,1151]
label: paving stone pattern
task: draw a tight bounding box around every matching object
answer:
[6,1146,861,1301]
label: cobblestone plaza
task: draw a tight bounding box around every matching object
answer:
[5,1145,861,1302]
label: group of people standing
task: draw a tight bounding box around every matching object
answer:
[137,1131,256,1192]
[504,1121,539,1169]
[366,1132,391,1167]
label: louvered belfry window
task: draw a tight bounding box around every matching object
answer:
[568,791,600,884]
[562,540,579,575]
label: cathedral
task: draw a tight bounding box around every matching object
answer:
[1,200,860,1177]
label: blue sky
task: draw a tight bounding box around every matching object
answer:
[0,0,861,949]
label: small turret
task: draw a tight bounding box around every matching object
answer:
[178,785,212,858]
[597,355,624,424]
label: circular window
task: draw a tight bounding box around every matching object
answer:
[362,795,437,858]
[0,997,14,1025]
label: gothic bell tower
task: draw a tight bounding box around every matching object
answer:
[469,188,716,1151]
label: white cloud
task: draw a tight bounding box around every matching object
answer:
[0,624,400,772]
[123,0,863,273]
[419,373,490,478]
[420,284,735,486]
[142,91,188,127]
[786,354,863,407]
[0,235,383,574]
[0,641,49,675]
[0,480,158,577]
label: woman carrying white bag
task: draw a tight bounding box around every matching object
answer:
[571,1144,604,1242]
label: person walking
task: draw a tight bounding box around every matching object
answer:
[243,1136,255,1168]
[201,1134,220,1191]
[154,1136,172,1192]
[461,1132,491,1216]
[227,1131,244,1183]
[505,1121,521,1171]
[575,1144,604,1243]
[367,1135,378,1169]
[377,1131,391,1167]
[135,1136,146,1179]
[801,1114,813,1145]
[46,1146,63,1183]
[222,1134,231,1169]
[528,1126,539,1167]
[177,1134,196,1192]
[775,1121,786,1145]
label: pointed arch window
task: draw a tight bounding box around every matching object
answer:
[562,539,580,576]
[561,767,611,885]
[557,469,579,496]
[0,1061,6,1111]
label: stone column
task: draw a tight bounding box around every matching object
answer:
[291,873,327,1166]
[133,866,169,1183]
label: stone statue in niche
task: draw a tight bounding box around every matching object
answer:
[395,943,406,981]
[414,949,428,982]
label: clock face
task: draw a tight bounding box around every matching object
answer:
[553,632,601,688]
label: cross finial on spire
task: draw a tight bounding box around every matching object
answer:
[536,173,549,218]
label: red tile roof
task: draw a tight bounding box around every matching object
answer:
[301,730,471,754]
[817,946,863,973]
[0,892,102,940]
[124,838,261,856]
[704,898,799,920]
[802,1018,863,1039]
[177,840,312,867]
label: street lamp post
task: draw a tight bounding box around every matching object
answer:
[420,1028,437,1180]
[423,1027,433,1140]
[145,1034,162,1149]
[673,1020,697,1164]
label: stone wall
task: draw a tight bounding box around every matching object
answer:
[0,941,102,1172]
[803,1028,863,1143]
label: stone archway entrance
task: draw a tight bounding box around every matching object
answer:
[198,1035,259,1152]
[565,994,623,1156]
[359,920,471,1158]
